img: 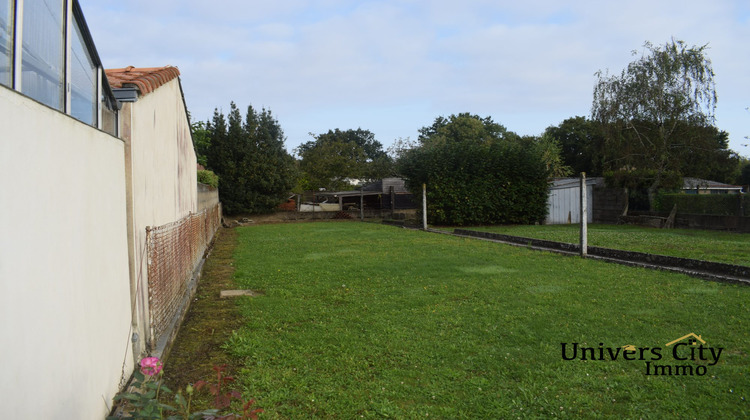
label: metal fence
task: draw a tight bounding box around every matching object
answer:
[145,203,221,349]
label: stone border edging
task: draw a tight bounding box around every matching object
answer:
[452,228,750,285]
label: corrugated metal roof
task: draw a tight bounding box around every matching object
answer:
[105,66,181,96]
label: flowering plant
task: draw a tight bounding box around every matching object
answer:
[140,357,163,376]
[108,358,262,420]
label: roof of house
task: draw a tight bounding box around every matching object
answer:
[682,178,742,190]
[105,66,180,95]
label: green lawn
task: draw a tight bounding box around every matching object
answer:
[457,224,750,267]
[226,222,749,418]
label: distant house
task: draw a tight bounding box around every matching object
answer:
[682,178,742,195]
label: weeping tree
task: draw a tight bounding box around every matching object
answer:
[592,39,718,210]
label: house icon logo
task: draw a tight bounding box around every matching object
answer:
[621,344,637,352]
[665,333,706,347]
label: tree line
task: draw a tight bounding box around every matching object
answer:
[194,38,749,222]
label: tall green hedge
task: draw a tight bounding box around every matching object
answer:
[206,103,296,215]
[398,136,549,226]
[655,193,749,216]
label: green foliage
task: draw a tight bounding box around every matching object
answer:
[655,193,749,216]
[738,162,750,187]
[206,103,296,215]
[197,170,219,188]
[296,128,393,191]
[191,121,211,167]
[109,369,177,420]
[108,368,220,420]
[109,361,262,420]
[544,116,605,176]
[603,168,682,191]
[676,125,740,183]
[397,113,550,225]
[592,39,720,208]
[533,133,573,178]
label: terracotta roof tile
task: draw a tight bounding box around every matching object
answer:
[105,66,181,95]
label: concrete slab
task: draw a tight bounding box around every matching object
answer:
[220,289,261,298]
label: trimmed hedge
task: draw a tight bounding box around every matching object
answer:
[655,193,749,217]
[398,140,549,226]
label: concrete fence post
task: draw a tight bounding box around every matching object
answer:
[389,185,396,219]
[422,183,427,230]
[580,172,588,257]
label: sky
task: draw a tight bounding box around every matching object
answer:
[78,0,750,157]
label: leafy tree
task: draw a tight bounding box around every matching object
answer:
[417,113,511,145]
[543,116,605,176]
[191,121,211,167]
[206,102,296,214]
[677,125,739,183]
[524,134,572,178]
[197,169,219,188]
[397,113,550,225]
[296,128,393,191]
[592,39,718,209]
[205,108,229,179]
[386,137,417,161]
[738,161,750,188]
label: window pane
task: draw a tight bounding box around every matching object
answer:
[70,13,96,124]
[0,0,12,87]
[21,0,65,110]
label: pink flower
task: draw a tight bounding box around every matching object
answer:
[139,357,163,376]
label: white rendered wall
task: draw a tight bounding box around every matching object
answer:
[0,86,133,419]
[125,77,198,355]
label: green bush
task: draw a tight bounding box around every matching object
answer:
[398,114,550,226]
[655,193,749,216]
[197,169,219,188]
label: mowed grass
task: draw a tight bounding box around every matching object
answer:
[226,222,749,419]
[462,224,750,267]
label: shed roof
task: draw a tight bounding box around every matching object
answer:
[549,177,602,190]
[682,178,742,191]
[105,66,181,95]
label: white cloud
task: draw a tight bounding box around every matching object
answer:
[78,0,750,155]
